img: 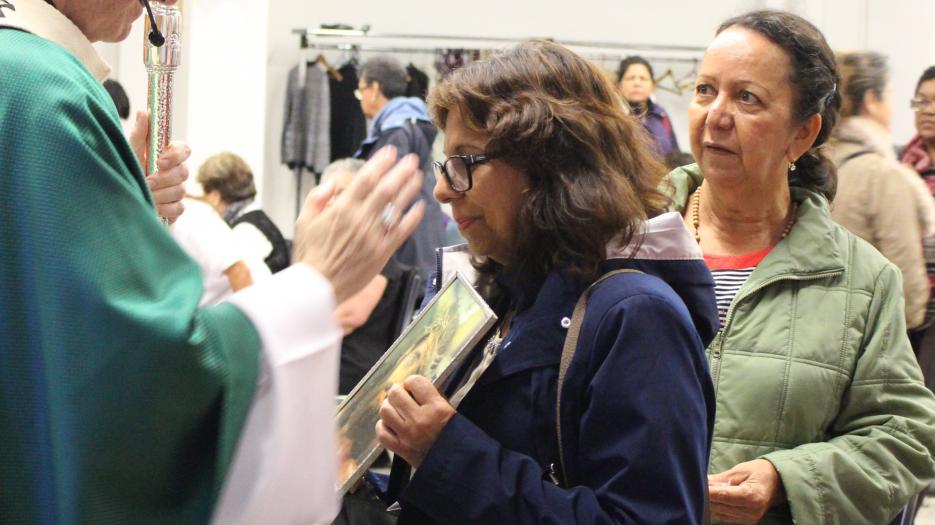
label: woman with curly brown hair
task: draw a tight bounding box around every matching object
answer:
[372,40,720,524]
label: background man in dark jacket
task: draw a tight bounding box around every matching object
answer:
[355,56,447,280]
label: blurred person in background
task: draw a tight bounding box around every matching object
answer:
[617,55,681,165]
[103,78,129,120]
[199,151,291,274]
[355,55,447,280]
[902,66,935,181]
[828,50,934,332]
[902,66,935,367]
[170,196,264,306]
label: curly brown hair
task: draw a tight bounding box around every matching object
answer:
[429,40,669,282]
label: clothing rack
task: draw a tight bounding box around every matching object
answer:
[293,27,706,64]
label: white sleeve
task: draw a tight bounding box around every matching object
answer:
[173,201,242,275]
[212,264,342,525]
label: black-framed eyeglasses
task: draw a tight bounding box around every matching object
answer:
[910,98,935,112]
[432,153,497,193]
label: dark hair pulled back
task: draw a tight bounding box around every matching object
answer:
[718,9,840,201]
[616,56,655,85]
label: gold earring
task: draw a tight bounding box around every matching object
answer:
[789,160,797,172]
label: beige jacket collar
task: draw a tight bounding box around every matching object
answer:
[0,0,110,81]
[832,116,896,160]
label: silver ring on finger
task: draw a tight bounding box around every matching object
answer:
[381,203,396,230]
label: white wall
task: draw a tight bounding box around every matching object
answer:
[102,0,935,237]
[184,0,269,192]
[863,0,935,145]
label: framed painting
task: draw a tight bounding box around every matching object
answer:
[335,272,497,494]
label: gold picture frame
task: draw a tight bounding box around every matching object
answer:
[335,272,497,494]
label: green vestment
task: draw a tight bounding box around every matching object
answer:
[0,28,261,524]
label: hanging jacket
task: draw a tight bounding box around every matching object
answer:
[355,97,446,280]
[405,63,430,101]
[281,62,330,172]
[827,116,932,329]
[389,213,719,524]
[666,163,935,525]
[330,63,367,160]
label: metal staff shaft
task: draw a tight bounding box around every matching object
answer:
[143,1,181,223]
[146,69,175,178]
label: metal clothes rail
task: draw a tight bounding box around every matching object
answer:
[292,27,705,63]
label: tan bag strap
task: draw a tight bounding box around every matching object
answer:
[555,269,641,486]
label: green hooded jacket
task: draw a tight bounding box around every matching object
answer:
[667,164,935,525]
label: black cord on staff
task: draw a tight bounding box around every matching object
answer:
[140,0,166,47]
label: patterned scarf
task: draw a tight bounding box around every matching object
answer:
[901,135,933,173]
[222,198,253,225]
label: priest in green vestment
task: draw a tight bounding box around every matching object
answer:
[0,0,425,523]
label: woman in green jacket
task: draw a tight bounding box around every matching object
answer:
[669,9,935,524]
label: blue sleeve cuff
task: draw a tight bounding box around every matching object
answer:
[400,414,495,517]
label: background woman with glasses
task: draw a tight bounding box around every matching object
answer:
[902,66,935,183]
[373,40,719,524]
[902,65,935,387]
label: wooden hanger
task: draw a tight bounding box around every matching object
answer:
[676,59,698,93]
[311,53,343,82]
[654,68,684,95]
